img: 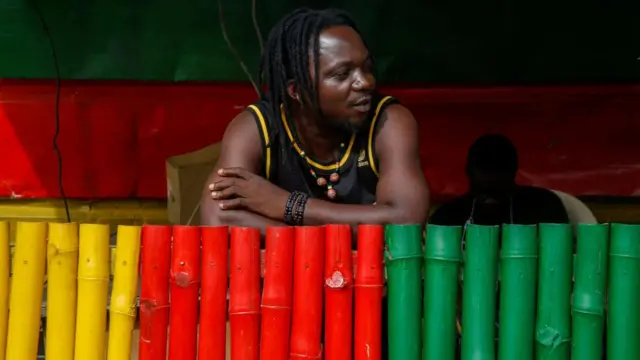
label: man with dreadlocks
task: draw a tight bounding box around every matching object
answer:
[201,7,429,232]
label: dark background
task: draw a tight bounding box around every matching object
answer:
[1,0,638,84]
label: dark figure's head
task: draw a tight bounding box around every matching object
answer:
[465,134,519,198]
[260,8,375,133]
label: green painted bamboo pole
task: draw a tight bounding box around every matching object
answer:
[461,224,499,360]
[536,223,573,360]
[607,223,640,360]
[385,224,424,360]
[571,224,609,360]
[423,224,462,360]
[498,224,538,360]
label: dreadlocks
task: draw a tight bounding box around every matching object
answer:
[258,8,366,121]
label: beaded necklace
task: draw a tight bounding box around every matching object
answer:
[298,143,345,199]
[280,105,354,199]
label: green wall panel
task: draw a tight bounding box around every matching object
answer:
[1,0,638,83]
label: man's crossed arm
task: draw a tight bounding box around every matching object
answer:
[200,104,430,234]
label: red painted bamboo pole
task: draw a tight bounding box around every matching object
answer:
[168,226,201,360]
[229,227,261,360]
[324,224,354,360]
[260,226,295,360]
[138,225,172,360]
[199,226,229,360]
[354,224,385,360]
[290,226,325,360]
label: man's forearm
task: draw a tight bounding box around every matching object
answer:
[225,210,286,236]
[303,198,425,227]
[204,208,285,236]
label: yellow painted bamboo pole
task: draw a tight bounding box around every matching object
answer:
[5,221,48,360]
[107,225,142,360]
[0,221,9,360]
[74,224,110,360]
[46,222,79,360]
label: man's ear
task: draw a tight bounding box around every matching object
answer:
[287,80,299,101]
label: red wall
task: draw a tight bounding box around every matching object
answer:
[1,80,639,202]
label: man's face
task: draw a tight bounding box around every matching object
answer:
[468,168,515,201]
[310,25,376,132]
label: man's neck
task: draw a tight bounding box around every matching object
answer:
[470,184,519,203]
[290,107,349,162]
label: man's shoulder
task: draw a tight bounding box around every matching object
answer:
[516,185,570,223]
[215,103,272,177]
[376,99,409,121]
[438,194,475,208]
[369,96,417,145]
[245,99,276,123]
[369,93,405,120]
[517,186,563,203]
[429,194,475,225]
[374,93,399,106]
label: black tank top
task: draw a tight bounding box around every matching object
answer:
[247,94,398,205]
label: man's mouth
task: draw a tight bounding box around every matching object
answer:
[351,97,372,113]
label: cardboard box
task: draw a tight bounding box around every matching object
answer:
[166,142,221,225]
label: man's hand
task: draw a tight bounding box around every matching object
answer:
[209,167,290,221]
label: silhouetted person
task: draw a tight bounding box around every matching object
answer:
[430,134,569,226]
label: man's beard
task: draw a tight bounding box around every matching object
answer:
[323,115,361,135]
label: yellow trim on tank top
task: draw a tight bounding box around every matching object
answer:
[280,104,356,171]
[247,105,271,181]
[367,96,394,177]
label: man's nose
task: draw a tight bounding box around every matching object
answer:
[352,70,374,91]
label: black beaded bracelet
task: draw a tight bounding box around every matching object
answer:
[284,191,304,225]
[291,192,309,226]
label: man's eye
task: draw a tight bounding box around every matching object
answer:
[334,71,349,80]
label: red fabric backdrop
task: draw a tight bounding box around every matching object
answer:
[0,80,638,202]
